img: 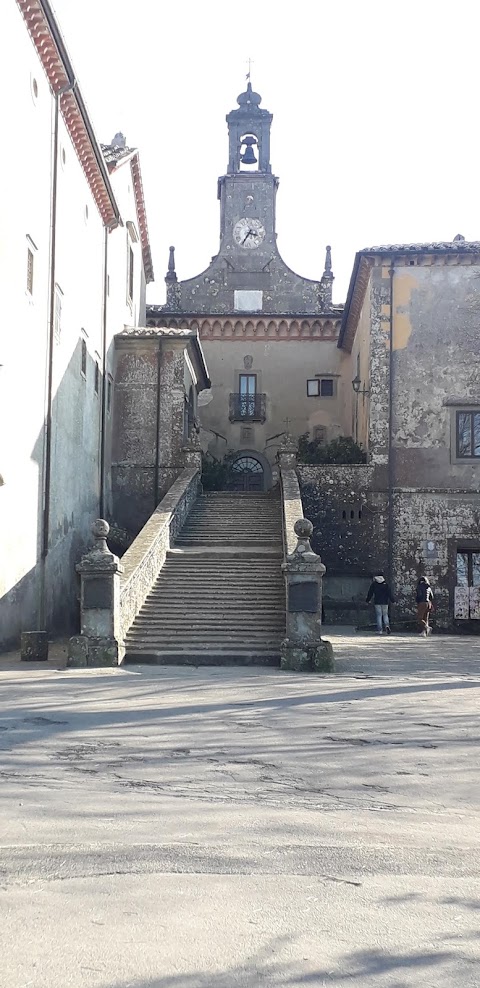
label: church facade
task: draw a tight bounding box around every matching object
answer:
[147,83,350,490]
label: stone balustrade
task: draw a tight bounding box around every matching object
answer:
[68,468,201,667]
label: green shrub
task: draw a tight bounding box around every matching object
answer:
[297,434,367,465]
[201,451,236,490]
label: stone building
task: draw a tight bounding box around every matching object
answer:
[3,9,479,655]
[146,82,480,632]
[147,82,347,490]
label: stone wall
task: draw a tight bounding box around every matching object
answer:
[393,490,480,629]
[298,464,388,625]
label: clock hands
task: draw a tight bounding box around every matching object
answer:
[241,228,254,245]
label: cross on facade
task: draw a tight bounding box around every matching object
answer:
[246,57,254,80]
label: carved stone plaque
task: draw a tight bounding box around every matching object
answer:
[83,578,113,610]
[289,581,318,614]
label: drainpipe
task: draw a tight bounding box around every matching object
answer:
[39,83,73,629]
[387,260,395,594]
[99,225,109,518]
[154,341,162,506]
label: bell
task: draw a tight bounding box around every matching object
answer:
[240,135,258,165]
[240,145,257,165]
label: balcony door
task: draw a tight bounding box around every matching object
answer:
[239,374,257,419]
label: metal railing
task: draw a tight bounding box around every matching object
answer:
[229,393,266,422]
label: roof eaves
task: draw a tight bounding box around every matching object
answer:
[17,0,121,229]
[129,153,154,284]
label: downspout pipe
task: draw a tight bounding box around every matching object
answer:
[387,260,395,595]
[99,225,109,518]
[39,82,72,629]
[154,341,162,507]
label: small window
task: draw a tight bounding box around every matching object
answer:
[30,76,39,103]
[54,285,63,343]
[94,361,100,394]
[85,204,89,223]
[107,377,113,413]
[127,245,134,302]
[81,338,87,377]
[26,249,34,295]
[307,378,335,397]
[456,410,480,459]
[320,379,334,397]
[107,274,110,297]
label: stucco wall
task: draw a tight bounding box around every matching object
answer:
[349,290,371,449]
[0,3,149,647]
[200,339,347,467]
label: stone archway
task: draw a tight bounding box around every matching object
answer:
[228,449,273,492]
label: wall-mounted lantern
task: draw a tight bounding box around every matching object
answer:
[352,374,370,397]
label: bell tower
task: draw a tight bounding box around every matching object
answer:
[226,82,272,174]
[149,80,337,317]
[217,82,278,253]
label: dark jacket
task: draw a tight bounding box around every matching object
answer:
[366,579,394,605]
[416,580,434,605]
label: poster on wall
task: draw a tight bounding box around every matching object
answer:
[454,586,469,620]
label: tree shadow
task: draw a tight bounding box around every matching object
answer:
[99,941,468,988]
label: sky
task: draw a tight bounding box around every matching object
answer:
[50,0,480,306]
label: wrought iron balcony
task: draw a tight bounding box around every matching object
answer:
[229,393,267,423]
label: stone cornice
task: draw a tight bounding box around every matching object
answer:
[145,314,341,341]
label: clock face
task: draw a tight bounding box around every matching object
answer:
[233,218,266,249]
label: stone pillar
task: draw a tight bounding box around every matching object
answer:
[277,434,298,471]
[281,518,334,673]
[67,519,125,668]
[182,429,202,472]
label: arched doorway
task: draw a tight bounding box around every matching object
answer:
[230,454,264,492]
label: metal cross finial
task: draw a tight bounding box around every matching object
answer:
[246,57,254,81]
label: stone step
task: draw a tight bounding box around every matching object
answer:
[144,591,284,600]
[125,649,280,666]
[175,541,280,547]
[183,522,280,528]
[126,630,283,641]
[141,596,283,605]
[131,617,285,626]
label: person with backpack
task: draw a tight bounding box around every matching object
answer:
[416,577,434,636]
[366,573,394,634]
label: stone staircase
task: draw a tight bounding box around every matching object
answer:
[125,491,285,665]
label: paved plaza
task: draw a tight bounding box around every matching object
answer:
[1,630,480,987]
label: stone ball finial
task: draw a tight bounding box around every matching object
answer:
[93,519,110,539]
[294,518,313,539]
[92,518,110,555]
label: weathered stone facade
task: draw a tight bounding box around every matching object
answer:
[111,329,209,533]
[331,244,480,630]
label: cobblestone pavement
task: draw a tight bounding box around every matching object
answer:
[1,631,479,987]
